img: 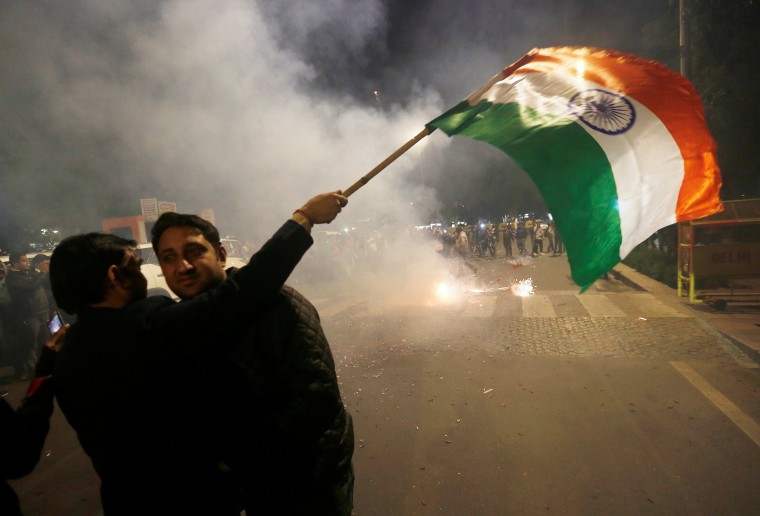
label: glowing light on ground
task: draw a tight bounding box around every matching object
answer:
[511,278,535,297]
[435,281,459,303]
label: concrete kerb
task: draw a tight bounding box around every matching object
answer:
[610,263,674,295]
[611,263,760,366]
[711,324,760,366]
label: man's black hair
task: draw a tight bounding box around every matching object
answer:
[150,212,221,252]
[50,233,136,315]
[31,253,50,267]
[9,250,26,265]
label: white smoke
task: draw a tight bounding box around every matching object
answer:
[0,0,673,298]
[0,0,458,297]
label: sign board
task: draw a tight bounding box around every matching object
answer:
[140,198,159,222]
[158,201,177,214]
[692,243,760,277]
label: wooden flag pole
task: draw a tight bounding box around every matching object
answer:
[340,68,511,198]
[342,127,431,197]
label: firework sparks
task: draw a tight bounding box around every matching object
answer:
[510,278,535,297]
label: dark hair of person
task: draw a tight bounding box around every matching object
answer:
[9,250,26,265]
[150,212,221,252]
[50,233,136,315]
[31,253,50,266]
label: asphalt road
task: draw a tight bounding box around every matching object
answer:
[6,247,760,515]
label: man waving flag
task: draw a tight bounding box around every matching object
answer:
[426,46,723,290]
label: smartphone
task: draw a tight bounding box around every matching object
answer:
[48,311,64,335]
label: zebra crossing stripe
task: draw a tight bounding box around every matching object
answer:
[314,292,693,319]
[615,293,688,318]
[461,295,498,318]
[577,294,627,317]
[522,295,556,317]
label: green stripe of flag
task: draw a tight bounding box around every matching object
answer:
[427,100,623,290]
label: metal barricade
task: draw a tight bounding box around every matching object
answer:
[678,199,760,305]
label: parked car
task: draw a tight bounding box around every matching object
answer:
[135,244,175,299]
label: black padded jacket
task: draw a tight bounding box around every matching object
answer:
[223,276,354,516]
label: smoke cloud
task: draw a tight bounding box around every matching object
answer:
[2,0,446,232]
[0,0,673,297]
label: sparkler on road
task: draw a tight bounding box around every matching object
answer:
[510,278,535,297]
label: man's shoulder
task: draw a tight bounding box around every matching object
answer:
[5,269,23,282]
[125,296,176,318]
[280,285,312,308]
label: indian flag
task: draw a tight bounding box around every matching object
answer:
[427,46,723,290]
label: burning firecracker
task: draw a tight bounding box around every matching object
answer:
[510,278,535,297]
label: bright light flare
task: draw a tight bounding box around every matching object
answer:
[435,281,458,303]
[511,278,535,297]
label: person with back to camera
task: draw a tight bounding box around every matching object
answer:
[502,221,514,258]
[50,190,348,515]
[515,221,527,255]
[1,325,67,515]
[151,211,354,515]
[455,225,477,276]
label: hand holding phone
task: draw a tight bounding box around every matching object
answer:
[48,311,64,335]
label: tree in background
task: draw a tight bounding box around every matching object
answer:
[644,1,759,200]
[681,0,759,198]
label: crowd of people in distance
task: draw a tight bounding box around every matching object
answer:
[0,252,58,384]
[422,216,564,262]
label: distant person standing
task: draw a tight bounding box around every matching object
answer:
[554,226,564,255]
[5,252,48,382]
[0,261,15,375]
[515,221,527,255]
[502,222,514,258]
[533,222,545,256]
[31,254,56,319]
[525,219,534,255]
[455,226,477,275]
[545,224,555,254]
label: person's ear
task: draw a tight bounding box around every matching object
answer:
[217,245,227,266]
[105,264,123,289]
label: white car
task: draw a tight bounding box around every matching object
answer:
[136,241,247,300]
[135,243,175,299]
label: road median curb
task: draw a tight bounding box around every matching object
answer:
[612,263,760,366]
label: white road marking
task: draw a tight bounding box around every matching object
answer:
[671,361,760,449]
[461,295,498,318]
[522,295,556,318]
[619,293,688,318]
[577,294,627,317]
[315,291,692,320]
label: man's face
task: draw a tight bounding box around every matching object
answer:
[35,260,50,273]
[13,255,30,271]
[156,226,227,300]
